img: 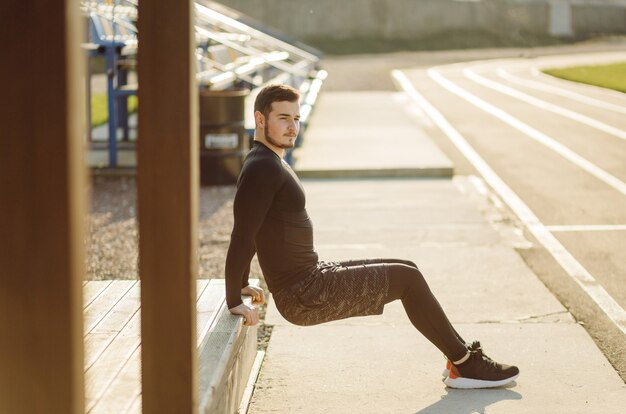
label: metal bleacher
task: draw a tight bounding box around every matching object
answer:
[82,0,327,168]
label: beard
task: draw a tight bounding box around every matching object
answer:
[265,124,295,149]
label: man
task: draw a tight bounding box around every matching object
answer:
[225,84,519,389]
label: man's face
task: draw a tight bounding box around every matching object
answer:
[263,100,300,150]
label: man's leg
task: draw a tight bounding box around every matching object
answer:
[313,259,467,360]
[380,262,519,388]
[380,262,468,362]
[273,259,519,388]
[338,259,466,345]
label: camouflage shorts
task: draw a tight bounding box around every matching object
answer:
[272,259,390,326]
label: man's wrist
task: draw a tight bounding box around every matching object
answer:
[228,301,244,310]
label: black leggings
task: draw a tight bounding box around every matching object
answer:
[340,258,468,361]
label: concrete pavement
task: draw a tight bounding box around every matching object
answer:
[247,91,626,413]
[293,92,453,178]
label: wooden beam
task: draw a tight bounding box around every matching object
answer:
[137,0,199,412]
[0,1,86,413]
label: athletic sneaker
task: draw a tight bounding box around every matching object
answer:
[441,340,486,378]
[444,348,519,389]
[442,359,452,379]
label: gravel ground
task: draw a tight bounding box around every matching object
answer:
[87,176,251,280]
[86,175,274,347]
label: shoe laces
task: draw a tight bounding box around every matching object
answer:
[469,341,495,362]
[471,348,500,372]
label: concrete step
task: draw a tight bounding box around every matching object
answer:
[293,92,454,178]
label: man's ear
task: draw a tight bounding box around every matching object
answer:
[254,111,264,128]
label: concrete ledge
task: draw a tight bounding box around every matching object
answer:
[291,92,455,177]
[199,280,259,414]
[83,279,257,413]
[90,166,137,177]
[88,148,137,171]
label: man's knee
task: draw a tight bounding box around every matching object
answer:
[386,263,426,300]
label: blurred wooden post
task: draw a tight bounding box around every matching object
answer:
[137,0,199,412]
[0,1,86,413]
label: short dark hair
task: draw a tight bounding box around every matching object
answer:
[254,84,300,119]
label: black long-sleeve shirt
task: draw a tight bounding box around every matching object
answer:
[225,141,319,309]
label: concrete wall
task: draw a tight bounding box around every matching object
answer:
[572,2,626,34]
[215,0,626,41]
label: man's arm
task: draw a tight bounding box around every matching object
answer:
[240,247,255,289]
[225,158,282,310]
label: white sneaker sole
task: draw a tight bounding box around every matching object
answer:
[444,373,519,389]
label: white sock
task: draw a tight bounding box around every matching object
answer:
[453,351,470,365]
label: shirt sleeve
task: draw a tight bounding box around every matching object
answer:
[225,157,283,309]
[240,247,255,289]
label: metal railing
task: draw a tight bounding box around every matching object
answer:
[82,0,325,167]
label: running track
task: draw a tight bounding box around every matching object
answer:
[393,51,626,375]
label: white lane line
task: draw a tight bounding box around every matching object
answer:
[530,66,626,102]
[464,68,626,141]
[427,67,626,196]
[391,69,626,336]
[496,67,626,116]
[544,224,626,232]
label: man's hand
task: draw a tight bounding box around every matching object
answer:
[229,286,264,326]
[229,303,259,326]
[242,285,265,305]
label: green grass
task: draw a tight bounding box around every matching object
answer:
[543,62,626,94]
[91,93,138,128]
